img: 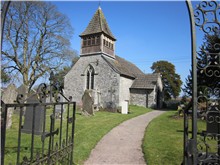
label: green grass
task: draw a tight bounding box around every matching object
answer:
[142,111,206,165]
[142,111,183,165]
[4,105,151,165]
[73,105,151,164]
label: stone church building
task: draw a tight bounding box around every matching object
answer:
[64,7,163,109]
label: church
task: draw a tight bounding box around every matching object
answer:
[64,7,163,109]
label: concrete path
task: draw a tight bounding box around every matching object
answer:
[84,110,165,165]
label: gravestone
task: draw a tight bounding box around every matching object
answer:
[55,94,65,119]
[121,100,128,114]
[82,90,94,116]
[21,95,45,135]
[93,89,101,111]
[1,84,17,129]
[206,106,220,134]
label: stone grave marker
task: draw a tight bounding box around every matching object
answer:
[1,84,17,129]
[21,95,45,135]
[121,100,129,114]
[55,94,65,119]
[82,90,94,116]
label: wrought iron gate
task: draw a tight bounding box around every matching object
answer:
[184,0,220,164]
[1,73,76,165]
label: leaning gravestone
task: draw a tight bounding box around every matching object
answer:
[1,84,17,129]
[82,90,94,116]
[21,95,45,135]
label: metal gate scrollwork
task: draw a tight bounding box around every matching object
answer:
[184,0,220,164]
[1,72,76,165]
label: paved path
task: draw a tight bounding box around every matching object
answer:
[84,110,165,165]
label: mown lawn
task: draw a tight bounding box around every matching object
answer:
[142,110,206,165]
[74,105,151,164]
[4,105,151,165]
[142,111,184,165]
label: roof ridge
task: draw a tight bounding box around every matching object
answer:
[98,8,103,34]
[101,55,121,74]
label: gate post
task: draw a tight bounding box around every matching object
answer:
[184,0,220,164]
[185,0,198,164]
[1,101,7,165]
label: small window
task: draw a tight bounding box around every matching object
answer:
[103,39,106,46]
[83,39,87,47]
[96,36,100,44]
[88,38,91,46]
[106,41,109,47]
[92,37,95,45]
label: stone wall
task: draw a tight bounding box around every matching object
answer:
[148,88,156,108]
[64,54,120,108]
[130,89,147,107]
[130,88,156,108]
[119,76,134,106]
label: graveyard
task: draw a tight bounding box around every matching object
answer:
[3,104,152,164]
[1,0,220,164]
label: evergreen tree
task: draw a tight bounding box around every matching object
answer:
[183,33,220,97]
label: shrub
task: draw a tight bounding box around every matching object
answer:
[164,100,180,110]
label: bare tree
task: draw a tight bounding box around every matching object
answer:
[1,1,75,98]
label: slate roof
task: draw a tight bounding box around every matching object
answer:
[102,55,144,79]
[80,7,116,41]
[131,74,160,89]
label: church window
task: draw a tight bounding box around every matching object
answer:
[88,37,91,46]
[96,36,100,44]
[86,65,95,90]
[83,38,87,47]
[103,39,106,46]
[92,37,95,45]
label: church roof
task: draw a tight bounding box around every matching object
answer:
[131,74,161,89]
[80,7,116,40]
[102,55,144,79]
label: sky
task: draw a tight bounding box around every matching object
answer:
[52,1,204,95]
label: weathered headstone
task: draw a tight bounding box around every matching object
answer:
[21,95,45,135]
[1,84,17,129]
[82,90,94,116]
[93,89,101,111]
[55,94,65,119]
[206,106,220,134]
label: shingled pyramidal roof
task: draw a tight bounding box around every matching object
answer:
[80,7,116,41]
[79,7,161,90]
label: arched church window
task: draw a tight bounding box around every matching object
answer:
[86,65,95,90]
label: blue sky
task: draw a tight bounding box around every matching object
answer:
[52,1,204,95]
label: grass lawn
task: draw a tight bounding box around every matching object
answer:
[74,105,151,164]
[142,110,206,165]
[4,105,151,165]
[142,111,184,165]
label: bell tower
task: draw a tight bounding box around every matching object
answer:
[79,7,116,58]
